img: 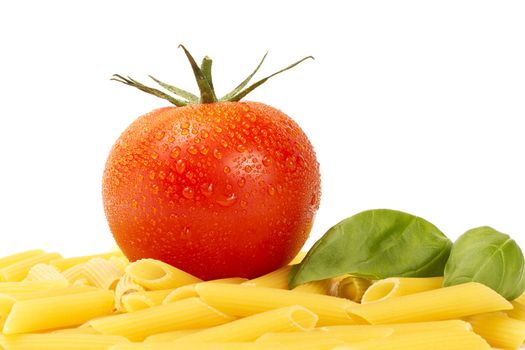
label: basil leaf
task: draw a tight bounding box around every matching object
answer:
[443,226,525,300]
[288,209,452,288]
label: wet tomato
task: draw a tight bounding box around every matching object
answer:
[103,47,320,279]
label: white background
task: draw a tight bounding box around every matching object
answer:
[0,1,524,258]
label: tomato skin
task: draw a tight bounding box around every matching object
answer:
[103,101,320,280]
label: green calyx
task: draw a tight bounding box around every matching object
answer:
[112,45,314,106]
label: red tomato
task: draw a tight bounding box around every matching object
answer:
[102,47,320,280]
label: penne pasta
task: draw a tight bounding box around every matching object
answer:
[23,264,69,284]
[290,251,308,265]
[52,326,100,334]
[256,325,392,343]
[0,250,46,269]
[195,283,357,326]
[0,253,62,282]
[333,276,372,302]
[163,278,246,305]
[323,319,472,335]
[508,292,525,321]
[62,264,88,284]
[50,252,124,271]
[144,329,204,343]
[125,259,201,290]
[242,266,291,289]
[331,329,490,350]
[293,279,332,295]
[109,257,130,275]
[466,312,525,349]
[89,297,234,341]
[0,333,129,350]
[82,258,123,290]
[122,289,174,312]
[114,274,145,312]
[2,289,114,334]
[0,280,68,294]
[346,282,512,324]
[174,306,317,343]
[361,277,443,304]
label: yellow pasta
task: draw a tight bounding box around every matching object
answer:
[293,279,332,295]
[50,252,124,271]
[346,282,512,324]
[125,259,201,290]
[89,297,234,341]
[466,312,525,349]
[195,283,357,326]
[2,289,114,334]
[163,278,247,304]
[114,274,145,312]
[174,306,317,343]
[122,289,174,312]
[361,277,443,304]
[256,325,392,343]
[323,319,472,335]
[0,333,129,350]
[0,280,68,294]
[508,292,525,321]
[144,329,204,343]
[109,339,345,350]
[332,329,490,350]
[242,266,291,289]
[0,250,46,269]
[83,258,123,290]
[108,257,130,274]
[52,326,100,334]
[23,264,68,284]
[290,251,308,265]
[0,253,62,282]
[333,276,372,302]
[62,264,88,284]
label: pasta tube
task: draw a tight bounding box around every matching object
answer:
[144,329,204,343]
[256,325,392,343]
[508,292,525,321]
[195,283,357,326]
[334,276,372,302]
[293,279,332,295]
[346,282,512,324]
[114,274,145,312]
[82,258,123,290]
[466,312,525,349]
[23,264,69,284]
[361,277,443,304]
[122,289,174,312]
[0,250,46,269]
[2,289,114,334]
[89,297,234,341]
[50,252,124,271]
[241,266,291,289]
[174,306,317,343]
[125,259,201,290]
[0,253,62,282]
[0,333,129,350]
[163,278,247,304]
[324,319,472,335]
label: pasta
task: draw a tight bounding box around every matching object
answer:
[0,253,62,282]
[2,289,114,334]
[163,278,247,305]
[114,274,145,312]
[256,324,392,343]
[195,283,357,326]
[508,292,525,321]
[174,306,317,343]
[122,289,174,312]
[0,280,68,294]
[82,258,123,290]
[466,312,525,349]
[0,250,46,269]
[89,297,235,341]
[23,264,69,284]
[293,279,332,295]
[323,319,472,334]
[50,252,124,271]
[144,329,204,343]
[241,265,291,289]
[346,282,512,324]
[360,277,443,304]
[333,276,372,302]
[331,329,491,350]
[125,259,201,290]
[0,333,129,350]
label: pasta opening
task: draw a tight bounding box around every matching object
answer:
[127,260,167,280]
[361,278,398,303]
[288,306,319,330]
[345,307,370,325]
[122,294,155,312]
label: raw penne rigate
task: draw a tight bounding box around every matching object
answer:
[1,249,524,350]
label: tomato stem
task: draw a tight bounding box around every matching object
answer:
[112,45,314,106]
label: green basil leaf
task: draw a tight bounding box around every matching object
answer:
[288,209,452,289]
[443,226,525,300]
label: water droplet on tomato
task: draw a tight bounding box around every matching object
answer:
[187,145,198,155]
[214,126,223,133]
[181,121,190,129]
[200,130,209,139]
[182,187,194,199]
[152,184,159,194]
[199,145,209,155]
[158,171,166,180]
[167,172,175,183]
[155,131,165,140]
[131,199,138,208]
[213,149,223,160]
[262,156,272,167]
[268,185,276,196]
[237,177,246,188]
[216,193,237,207]
[151,151,159,160]
[200,183,214,197]
[170,146,181,159]
[181,129,189,136]
[223,166,231,174]
[149,170,156,180]
[240,200,247,208]
[175,159,187,174]
[236,144,246,153]
[286,156,297,171]
[244,165,253,173]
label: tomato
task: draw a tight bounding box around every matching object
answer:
[102,47,320,280]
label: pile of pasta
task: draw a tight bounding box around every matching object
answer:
[1,249,525,350]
